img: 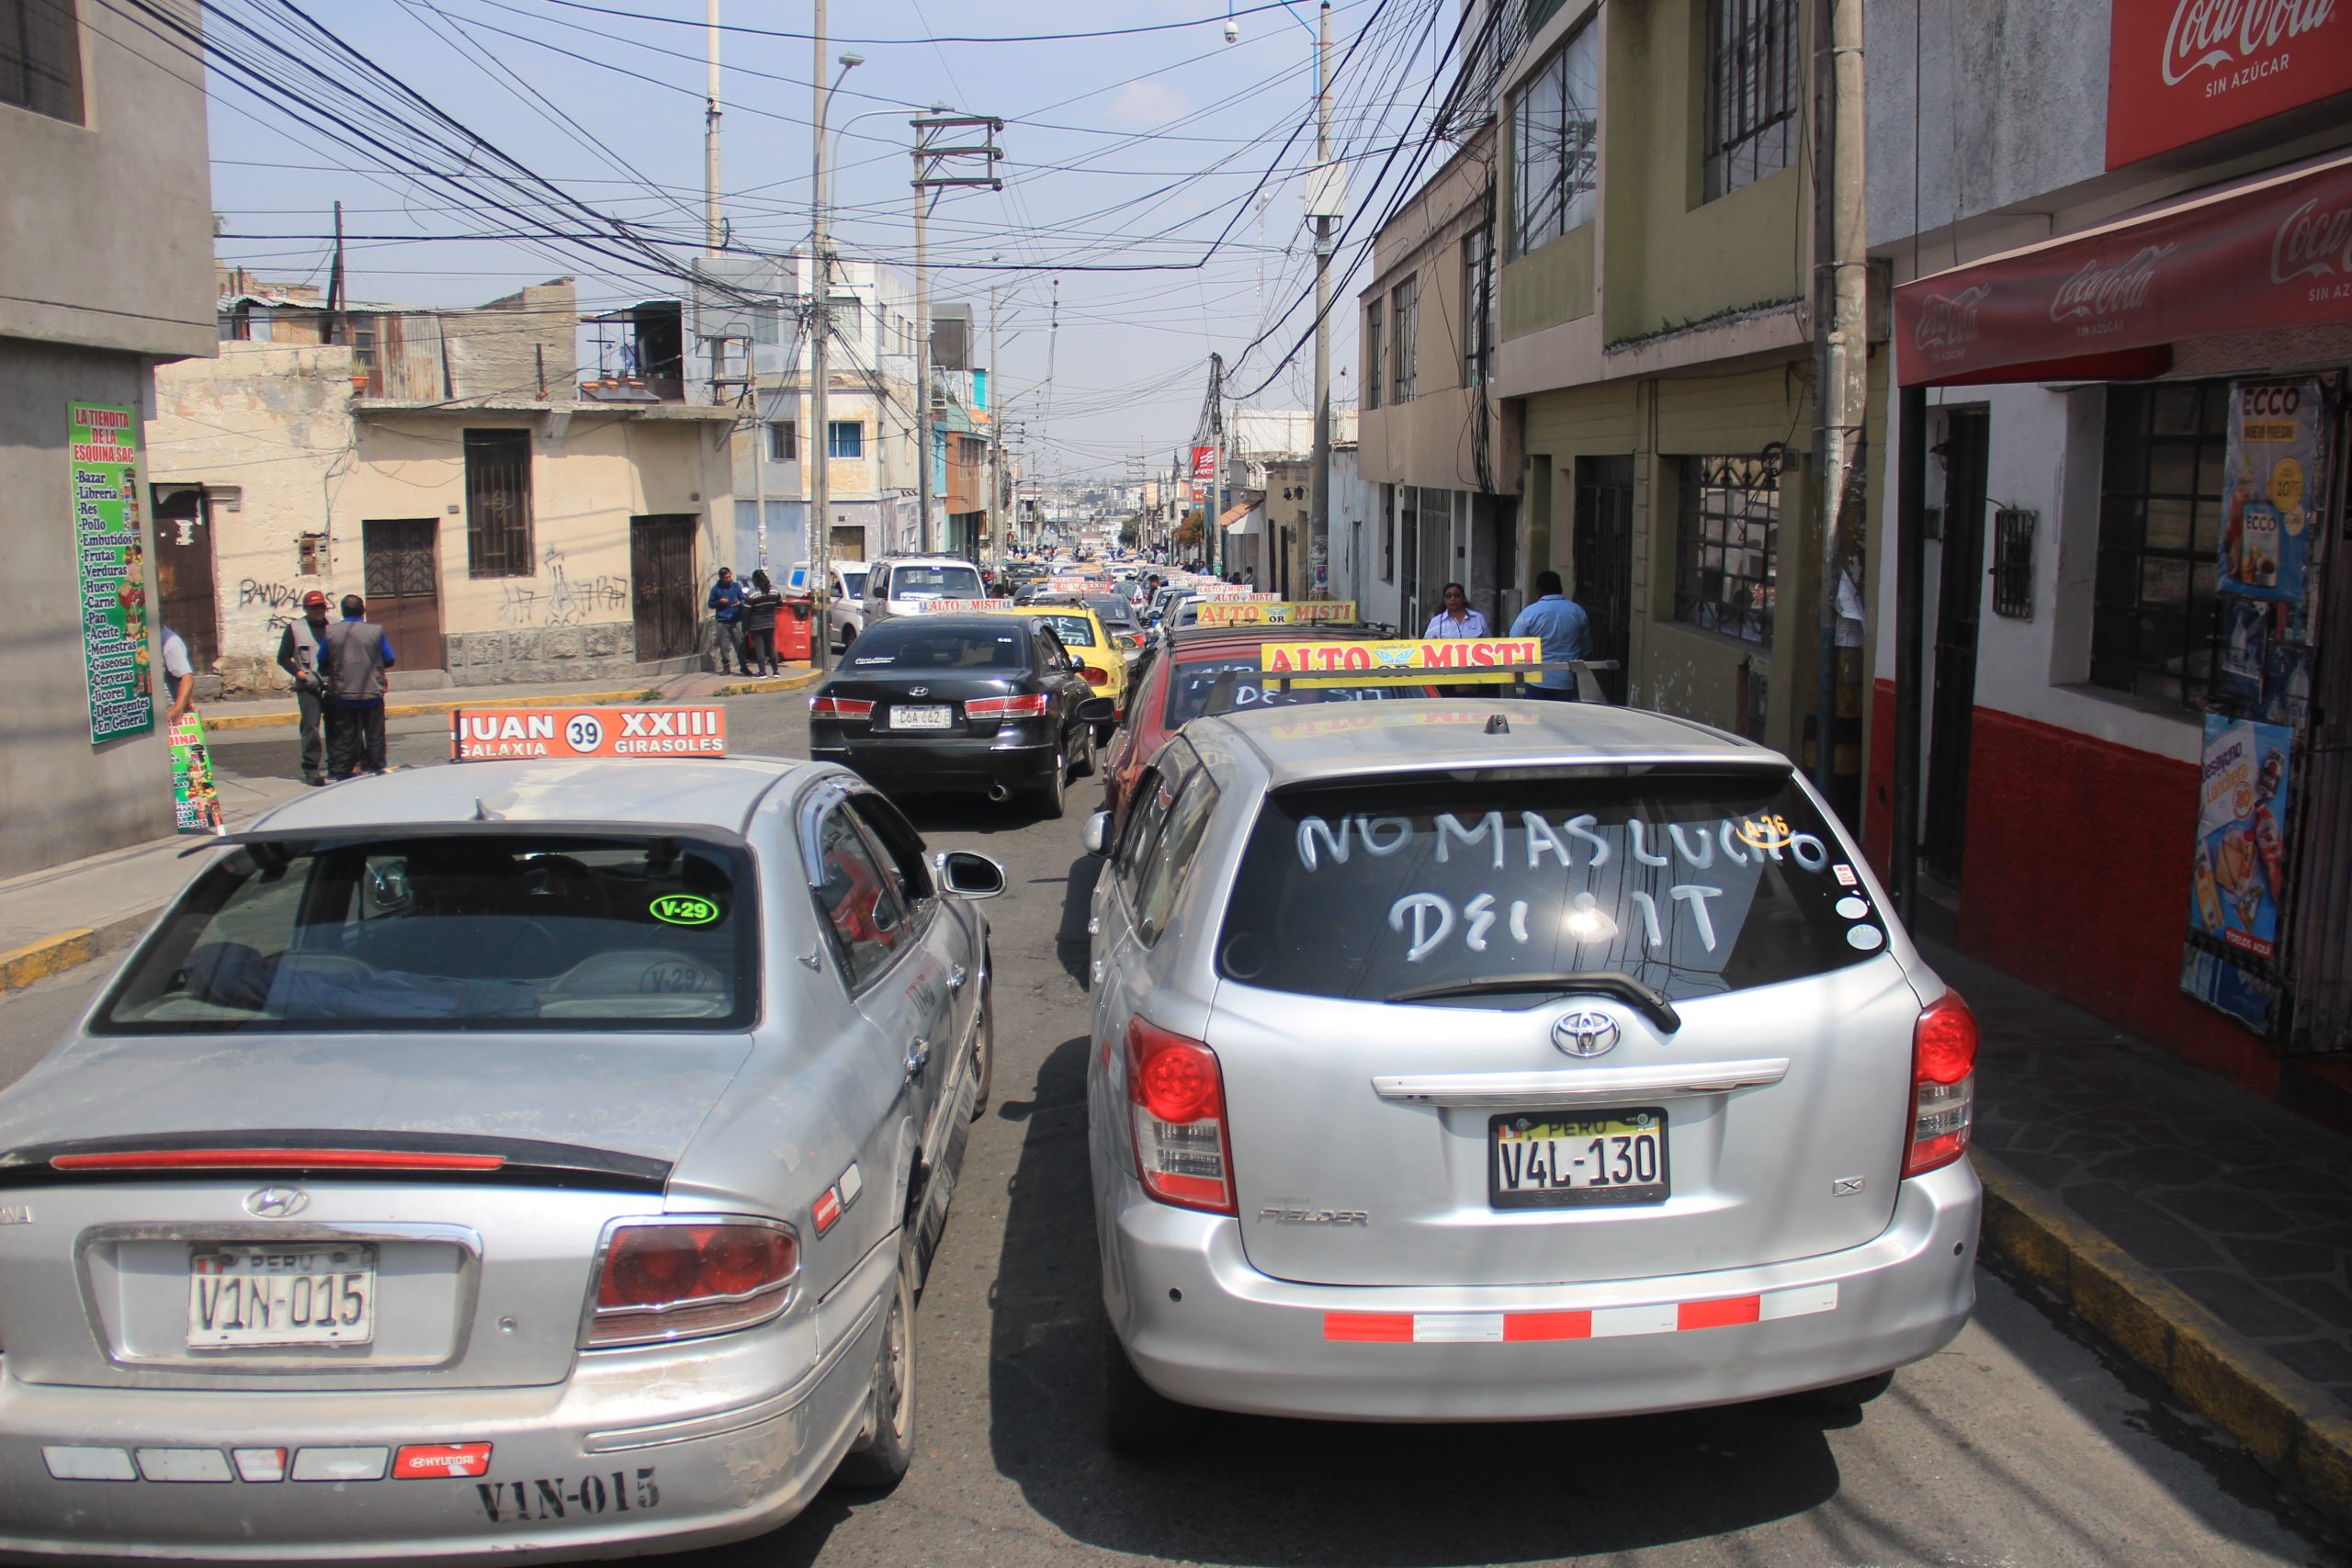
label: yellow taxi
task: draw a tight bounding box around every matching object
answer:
[984,604,1128,734]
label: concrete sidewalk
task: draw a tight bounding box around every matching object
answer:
[201,662,820,731]
[1929,938,2352,1531]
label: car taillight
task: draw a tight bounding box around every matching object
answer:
[583,1218,798,1348]
[1904,992,1977,1178]
[1081,665,1110,686]
[810,695,874,719]
[1125,1018,1236,1214]
[966,693,1050,719]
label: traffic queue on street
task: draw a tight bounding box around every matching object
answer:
[0,556,1981,1562]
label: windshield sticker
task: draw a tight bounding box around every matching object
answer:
[1295,809,1834,964]
[650,895,722,926]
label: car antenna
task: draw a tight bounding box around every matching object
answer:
[1486,714,1510,735]
[472,797,503,822]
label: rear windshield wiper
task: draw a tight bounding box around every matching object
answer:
[1385,971,1681,1033]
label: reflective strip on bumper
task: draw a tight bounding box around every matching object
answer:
[1321,1283,1839,1344]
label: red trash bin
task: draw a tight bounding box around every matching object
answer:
[775,596,814,663]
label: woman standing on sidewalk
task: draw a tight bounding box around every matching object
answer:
[740,570,784,678]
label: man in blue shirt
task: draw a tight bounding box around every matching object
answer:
[322,594,396,778]
[1509,570,1590,700]
[707,567,748,674]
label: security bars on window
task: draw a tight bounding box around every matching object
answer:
[1675,456,1780,647]
[1511,22,1599,256]
[1704,0,1800,203]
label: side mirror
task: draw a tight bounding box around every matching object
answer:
[1082,809,1114,857]
[934,850,1007,899]
[1078,696,1116,726]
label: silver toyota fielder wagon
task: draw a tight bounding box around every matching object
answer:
[1082,699,1981,1446]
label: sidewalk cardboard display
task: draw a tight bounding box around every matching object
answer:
[168,713,224,836]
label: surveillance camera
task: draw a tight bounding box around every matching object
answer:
[1224,17,1239,41]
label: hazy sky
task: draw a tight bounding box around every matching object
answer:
[184,0,1460,485]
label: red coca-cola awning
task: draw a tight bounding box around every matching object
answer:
[1894,149,2352,388]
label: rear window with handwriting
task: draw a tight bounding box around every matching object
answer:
[1215,770,1884,1002]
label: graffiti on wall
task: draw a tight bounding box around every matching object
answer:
[498,546,628,627]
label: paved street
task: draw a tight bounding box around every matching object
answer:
[0,692,2313,1567]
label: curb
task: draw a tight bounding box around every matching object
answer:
[202,669,823,731]
[1974,1149,2352,1531]
[0,908,159,997]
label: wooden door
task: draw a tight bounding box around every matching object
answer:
[362,519,445,671]
[630,514,698,660]
[1573,457,1634,703]
[151,486,217,671]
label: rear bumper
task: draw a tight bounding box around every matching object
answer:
[1102,1159,1981,1422]
[813,733,1059,789]
[0,1292,887,1563]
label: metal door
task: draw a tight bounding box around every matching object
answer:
[1398,489,1420,632]
[151,487,217,672]
[1923,410,1991,884]
[628,514,698,660]
[361,519,444,671]
[1573,457,1634,703]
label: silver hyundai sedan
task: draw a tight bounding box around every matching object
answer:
[0,758,1000,1560]
[1082,699,1980,1446]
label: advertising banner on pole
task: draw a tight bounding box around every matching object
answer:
[169,714,225,836]
[1190,445,1217,488]
[71,402,154,745]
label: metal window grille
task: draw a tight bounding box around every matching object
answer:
[1510,23,1599,256]
[1992,508,2037,619]
[1390,277,1418,404]
[1463,228,1493,387]
[1363,302,1383,411]
[1,0,84,121]
[462,429,535,579]
[1675,456,1780,646]
[2090,380,2229,707]
[768,422,797,462]
[1704,0,1800,202]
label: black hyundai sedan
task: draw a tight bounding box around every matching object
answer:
[809,614,1110,818]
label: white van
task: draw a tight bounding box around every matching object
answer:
[865,556,991,625]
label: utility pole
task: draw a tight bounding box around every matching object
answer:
[1208,353,1226,581]
[987,282,1002,562]
[326,200,345,346]
[1307,0,1337,599]
[809,3,842,674]
[704,0,724,396]
[910,112,1003,559]
[1810,0,1867,804]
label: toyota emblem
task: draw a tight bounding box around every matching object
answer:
[1551,1009,1622,1058]
[244,1186,311,1219]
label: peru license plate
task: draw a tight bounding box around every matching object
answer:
[893,705,953,729]
[1489,1110,1668,1209]
[187,1244,377,1348]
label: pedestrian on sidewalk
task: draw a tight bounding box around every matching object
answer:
[1424,581,1488,638]
[160,624,196,725]
[322,594,396,780]
[741,569,784,678]
[707,567,747,675]
[276,589,334,785]
[1509,569,1591,701]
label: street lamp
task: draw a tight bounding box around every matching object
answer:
[808,36,861,674]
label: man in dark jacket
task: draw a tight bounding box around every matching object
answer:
[276,589,334,784]
[707,567,748,674]
[322,594,396,779]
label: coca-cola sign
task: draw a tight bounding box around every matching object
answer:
[2270,196,2352,282]
[2109,0,2352,169]
[2049,244,2176,332]
[1894,151,2352,386]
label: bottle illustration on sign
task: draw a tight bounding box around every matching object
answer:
[2192,840,2224,934]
